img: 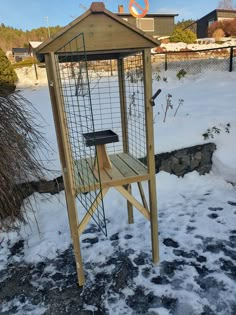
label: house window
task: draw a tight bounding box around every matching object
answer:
[136,18,154,31]
[208,19,215,27]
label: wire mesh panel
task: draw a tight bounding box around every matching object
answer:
[86,60,123,155]
[123,54,147,161]
[54,33,107,235]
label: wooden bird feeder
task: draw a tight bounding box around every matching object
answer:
[36,2,160,286]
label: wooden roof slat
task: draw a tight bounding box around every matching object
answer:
[36,2,159,61]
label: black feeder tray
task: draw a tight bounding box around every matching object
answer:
[83,130,119,147]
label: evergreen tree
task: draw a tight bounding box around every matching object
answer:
[170,28,197,44]
[0,48,17,92]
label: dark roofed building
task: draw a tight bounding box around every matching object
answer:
[12,48,30,62]
[116,5,178,38]
[186,9,236,38]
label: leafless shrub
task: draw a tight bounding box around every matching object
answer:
[0,85,48,231]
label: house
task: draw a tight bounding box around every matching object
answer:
[116,5,178,38]
[12,48,30,62]
[186,9,236,38]
[28,41,43,57]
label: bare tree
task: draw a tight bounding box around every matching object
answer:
[218,0,235,9]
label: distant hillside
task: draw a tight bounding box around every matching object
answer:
[0,24,62,52]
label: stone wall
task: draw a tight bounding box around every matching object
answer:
[155,143,216,177]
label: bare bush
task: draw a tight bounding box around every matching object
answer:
[208,18,236,37]
[212,28,225,40]
[0,85,47,231]
[218,0,235,9]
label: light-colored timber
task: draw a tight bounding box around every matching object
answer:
[46,53,85,285]
[74,153,149,194]
[78,188,109,235]
[115,186,150,220]
[143,48,159,263]
[37,2,160,286]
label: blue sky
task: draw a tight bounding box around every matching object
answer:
[0,0,220,30]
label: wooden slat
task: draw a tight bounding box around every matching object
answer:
[75,158,97,186]
[110,154,136,177]
[117,153,148,175]
[75,153,150,194]
[115,186,150,221]
[37,12,158,55]
[104,164,124,181]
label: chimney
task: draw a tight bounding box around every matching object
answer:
[118,5,124,13]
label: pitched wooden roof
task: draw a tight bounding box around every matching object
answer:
[36,2,159,61]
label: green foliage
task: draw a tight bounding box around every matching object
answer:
[0,25,61,52]
[175,19,195,30]
[170,28,197,44]
[176,69,187,80]
[154,69,168,83]
[0,48,17,90]
[13,57,38,69]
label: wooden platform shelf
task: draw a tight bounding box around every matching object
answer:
[75,153,149,194]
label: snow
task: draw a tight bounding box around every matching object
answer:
[161,40,236,51]
[152,70,236,183]
[1,171,236,314]
[1,65,236,314]
[1,298,46,315]
[15,66,48,89]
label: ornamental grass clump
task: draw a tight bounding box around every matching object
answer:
[0,85,47,231]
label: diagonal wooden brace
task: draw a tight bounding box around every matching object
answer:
[78,188,109,235]
[115,186,150,220]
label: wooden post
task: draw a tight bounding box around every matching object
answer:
[45,53,85,285]
[34,63,38,81]
[118,58,134,224]
[229,47,233,72]
[143,49,159,264]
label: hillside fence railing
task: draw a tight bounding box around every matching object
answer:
[152,46,236,74]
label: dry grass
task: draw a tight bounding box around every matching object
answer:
[0,85,48,231]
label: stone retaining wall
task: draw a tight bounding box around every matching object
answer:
[155,143,216,177]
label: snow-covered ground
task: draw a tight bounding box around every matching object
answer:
[0,66,236,314]
[160,40,236,51]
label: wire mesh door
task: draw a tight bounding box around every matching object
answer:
[54,33,107,236]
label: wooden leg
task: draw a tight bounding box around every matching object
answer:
[137,182,149,211]
[126,184,134,224]
[66,193,85,286]
[148,175,159,264]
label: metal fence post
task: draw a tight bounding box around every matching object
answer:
[165,53,168,71]
[229,47,233,72]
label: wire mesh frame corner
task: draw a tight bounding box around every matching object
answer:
[54,33,107,236]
